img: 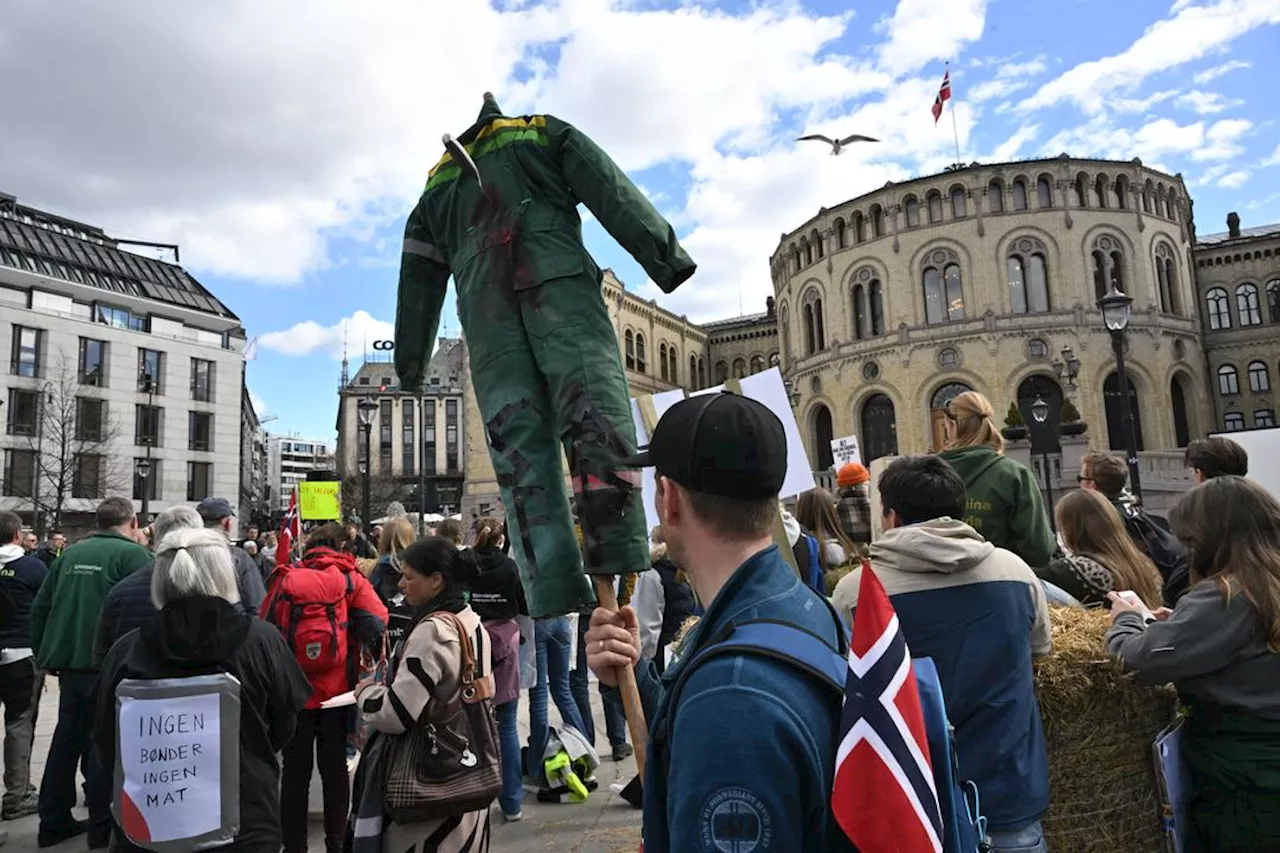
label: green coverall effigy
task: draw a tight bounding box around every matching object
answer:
[395,94,696,618]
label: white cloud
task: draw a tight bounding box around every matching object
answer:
[875,0,990,77]
[993,125,1040,160]
[1111,90,1179,114]
[1217,169,1250,188]
[1176,90,1245,115]
[1192,58,1251,83]
[971,78,1029,104]
[1022,0,1280,114]
[1040,115,1252,164]
[1263,143,1280,167]
[997,57,1048,78]
[1193,118,1253,161]
[259,310,394,360]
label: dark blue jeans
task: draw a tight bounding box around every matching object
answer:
[569,612,627,750]
[495,699,523,816]
[528,617,587,784]
[38,671,109,835]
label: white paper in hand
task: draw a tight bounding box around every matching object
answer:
[320,691,356,709]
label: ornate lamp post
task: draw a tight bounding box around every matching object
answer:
[357,398,378,536]
[1053,345,1081,390]
[1030,394,1058,531]
[784,378,802,409]
[1096,285,1142,502]
[134,457,152,527]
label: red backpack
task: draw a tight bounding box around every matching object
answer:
[264,566,354,675]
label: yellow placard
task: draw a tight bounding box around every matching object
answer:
[298,481,342,521]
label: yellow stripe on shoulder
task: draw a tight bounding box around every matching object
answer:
[426,115,548,179]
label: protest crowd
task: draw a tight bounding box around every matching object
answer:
[2,92,1280,853]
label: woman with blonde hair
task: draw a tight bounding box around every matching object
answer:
[1107,476,1280,851]
[1038,489,1162,608]
[370,516,419,649]
[937,390,1055,568]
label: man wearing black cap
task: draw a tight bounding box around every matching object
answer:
[197,497,267,615]
[586,392,852,853]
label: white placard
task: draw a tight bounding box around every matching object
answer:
[831,435,861,468]
[118,692,222,843]
[631,368,816,531]
[1208,427,1280,499]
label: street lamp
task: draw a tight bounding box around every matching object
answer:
[1030,394,1058,532]
[356,398,378,537]
[784,379,802,409]
[138,370,156,524]
[1096,285,1143,502]
[134,457,152,526]
[1053,345,1081,390]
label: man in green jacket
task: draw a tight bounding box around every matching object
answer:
[395,93,696,617]
[30,496,149,849]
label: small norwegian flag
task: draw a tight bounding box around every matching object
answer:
[276,488,300,571]
[932,70,952,124]
[831,564,943,852]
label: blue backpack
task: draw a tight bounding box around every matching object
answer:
[667,612,988,853]
[802,534,825,594]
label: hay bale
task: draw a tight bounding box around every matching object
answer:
[355,557,377,577]
[1034,606,1177,853]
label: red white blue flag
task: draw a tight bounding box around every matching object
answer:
[831,566,943,852]
[932,70,952,124]
[276,488,300,571]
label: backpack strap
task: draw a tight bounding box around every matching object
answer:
[805,535,822,589]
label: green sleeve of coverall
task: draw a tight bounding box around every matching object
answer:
[394,199,451,391]
[549,118,697,294]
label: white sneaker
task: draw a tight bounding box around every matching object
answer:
[503,810,523,823]
[609,781,627,796]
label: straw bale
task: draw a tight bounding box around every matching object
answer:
[1034,606,1177,853]
[355,557,377,578]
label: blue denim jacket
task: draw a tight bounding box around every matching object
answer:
[636,545,853,853]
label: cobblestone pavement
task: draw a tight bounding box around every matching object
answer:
[2,676,643,852]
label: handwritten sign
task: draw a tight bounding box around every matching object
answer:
[298,481,342,521]
[830,435,861,468]
[114,674,240,851]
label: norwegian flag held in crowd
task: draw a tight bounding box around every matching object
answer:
[276,488,300,570]
[831,566,944,853]
[931,70,952,123]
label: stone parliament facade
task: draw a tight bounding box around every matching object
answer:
[462,155,1280,519]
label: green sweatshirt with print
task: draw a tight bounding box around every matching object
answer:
[938,446,1056,569]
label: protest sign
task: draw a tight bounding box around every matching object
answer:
[831,435,861,467]
[113,674,241,851]
[298,481,342,521]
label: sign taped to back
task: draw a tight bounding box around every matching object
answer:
[113,673,241,852]
[831,435,861,467]
[630,367,816,533]
[298,481,342,521]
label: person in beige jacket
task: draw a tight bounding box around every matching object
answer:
[355,536,493,853]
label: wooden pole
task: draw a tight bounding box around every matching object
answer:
[593,575,647,778]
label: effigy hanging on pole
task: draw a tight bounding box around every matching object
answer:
[394,93,697,772]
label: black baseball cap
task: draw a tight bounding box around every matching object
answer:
[625,392,786,499]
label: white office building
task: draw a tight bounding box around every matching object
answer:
[0,192,246,535]
[266,434,334,512]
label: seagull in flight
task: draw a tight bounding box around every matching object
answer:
[796,133,880,155]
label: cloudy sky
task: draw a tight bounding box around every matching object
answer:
[2,0,1277,440]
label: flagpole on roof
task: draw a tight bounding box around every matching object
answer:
[948,62,962,166]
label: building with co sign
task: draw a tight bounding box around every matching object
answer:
[0,192,247,535]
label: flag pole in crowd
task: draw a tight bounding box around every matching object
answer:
[932,63,961,166]
[277,486,300,572]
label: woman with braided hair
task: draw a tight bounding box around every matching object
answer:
[937,390,1056,569]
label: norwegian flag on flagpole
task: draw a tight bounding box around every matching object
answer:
[276,488,300,571]
[831,565,944,853]
[931,70,952,124]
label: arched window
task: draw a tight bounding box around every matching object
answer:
[1206,287,1231,330]
[1075,174,1088,207]
[1091,235,1125,298]
[802,293,826,354]
[732,358,747,379]
[1115,175,1130,209]
[689,354,698,390]
[987,180,1004,213]
[1237,283,1262,326]
[870,280,885,336]
[802,239,813,267]
[1218,364,1239,395]
[1154,244,1180,314]
[659,343,669,381]
[951,187,967,218]
[813,230,824,259]
[853,212,866,243]
[813,405,835,470]
[928,191,944,223]
[698,358,706,389]
[668,347,678,383]
[1011,179,1028,211]
[749,355,765,375]
[1171,374,1192,447]
[789,244,801,272]
[1225,412,1246,432]
[1008,237,1050,314]
[1036,177,1053,208]
[780,306,790,359]
[1143,180,1154,214]
[635,333,647,372]
[1104,372,1144,451]
[714,361,728,384]
[769,352,780,368]
[1267,279,1280,323]
[861,394,898,463]
[835,218,847,249]
[852,284,868,340]
[922,248,965,324]
[870,205,884,238]
[905,197,920,228]
[1095,175,1109,208]
[1166,195,1177,220]
[624,330,635,369]
[1156,184,1167,218]
[850,267,883,339]
[1248,361,1270,393]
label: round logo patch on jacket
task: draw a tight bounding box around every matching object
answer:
[305,642,322,660]
[700,787,771,853]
